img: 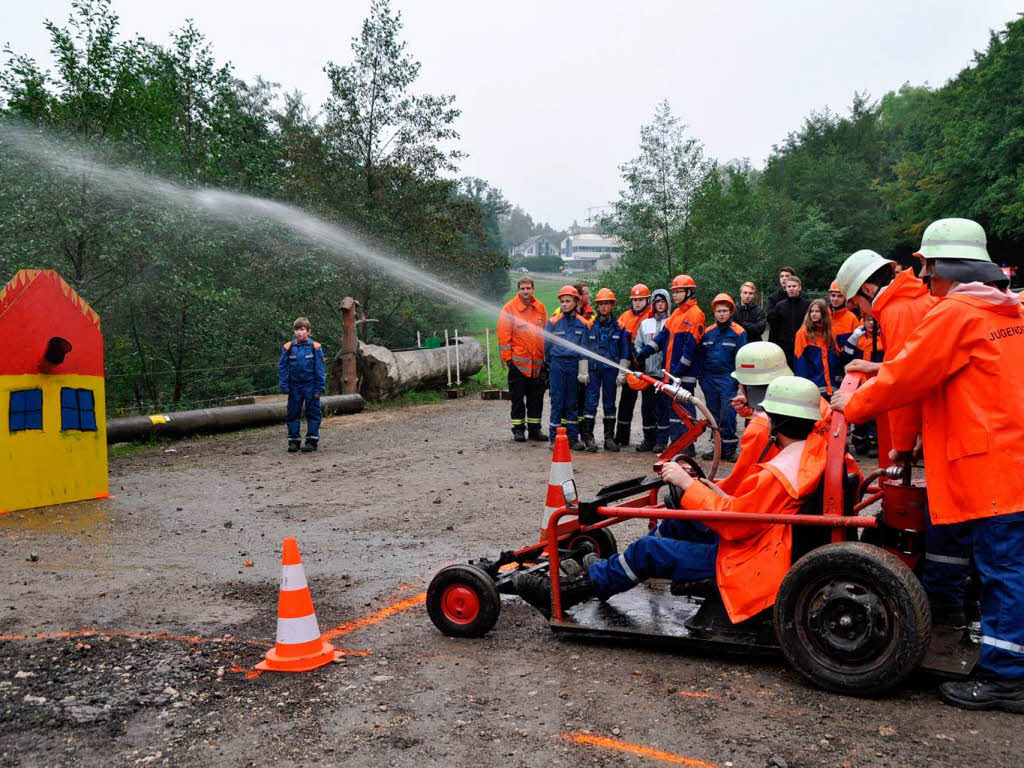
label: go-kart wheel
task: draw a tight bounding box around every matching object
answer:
[427,564,501,638]
[567,528,618,559]
[774,542,931,697]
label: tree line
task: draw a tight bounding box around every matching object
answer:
[0,0,509,413]
[599,14,1024,311]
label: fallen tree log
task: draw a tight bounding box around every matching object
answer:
[106,394,364,443]
[353,338,483,400]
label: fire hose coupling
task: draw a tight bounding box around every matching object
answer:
[654,370,694,403]
[882,465,906,479]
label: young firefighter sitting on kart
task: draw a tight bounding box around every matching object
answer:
[516,375,828,626]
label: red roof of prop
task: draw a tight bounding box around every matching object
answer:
[0,270,104,377]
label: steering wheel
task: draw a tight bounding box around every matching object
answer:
[662,455,706,510]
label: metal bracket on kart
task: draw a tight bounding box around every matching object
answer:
[631,370,723,480]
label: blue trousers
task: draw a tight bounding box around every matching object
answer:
[286,387,322,441]
[548,358,580,442]
[668,382,697,443]
[971,511,1024,680]
[584,367,618,420]
[589,518,717,598]
[699,373,738,454]
[923,516,973,604]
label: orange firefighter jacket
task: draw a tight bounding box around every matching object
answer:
[497,296,548,377]
[717,412,775,496]
[871,268,937,452]
[664,299,705,383]
[682,433,828,622]
[845,284,1024,524]
[617,305,653,356]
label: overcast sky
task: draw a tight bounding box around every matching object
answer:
[5,1,1021,228]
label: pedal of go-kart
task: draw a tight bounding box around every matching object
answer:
[670,578,715,598]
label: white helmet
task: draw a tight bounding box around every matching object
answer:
[731,342,792,385]
[760,376,822,421]
[835,249,891,299]
[915,218,990,262]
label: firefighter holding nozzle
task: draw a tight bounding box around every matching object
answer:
[831,218,1024,714]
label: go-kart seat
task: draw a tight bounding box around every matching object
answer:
[791,471,861,562]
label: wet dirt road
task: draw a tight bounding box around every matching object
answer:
[0,397,1020,767]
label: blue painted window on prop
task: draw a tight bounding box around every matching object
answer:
[60,388,97,431]
[9,389,43,432]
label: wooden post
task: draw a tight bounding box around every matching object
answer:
[454,329,462,385]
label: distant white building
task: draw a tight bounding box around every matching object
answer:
[509,235,558,262]
[560,233,625,272]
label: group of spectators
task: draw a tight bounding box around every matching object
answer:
[497,268,885,461]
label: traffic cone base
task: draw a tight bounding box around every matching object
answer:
[257,537,343,673]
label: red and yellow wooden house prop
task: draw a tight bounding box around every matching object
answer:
[0,270,109,513]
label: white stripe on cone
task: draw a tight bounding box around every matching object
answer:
[543,455,575,522]
[280,564,309,591]
[276,613,323,645]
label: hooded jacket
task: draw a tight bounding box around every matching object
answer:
[633,289,671,376]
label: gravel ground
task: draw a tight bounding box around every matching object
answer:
[0,397,1021,768]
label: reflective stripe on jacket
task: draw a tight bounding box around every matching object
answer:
[544,311,593,361]
[845,284,1024,524]
[649,300,704,382]
[497,297,547,377]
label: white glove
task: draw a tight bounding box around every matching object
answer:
[616,360,629,386]
[577,359,590,385]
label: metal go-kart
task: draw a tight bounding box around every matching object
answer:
[426,373,979,697]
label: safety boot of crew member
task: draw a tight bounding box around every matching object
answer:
[939,679,1024,714]
[681,443,696,458]
[580,417,599,453]
[634,427,657,453]
[301,437,318,452]
[602,417,620,452]
[511,427,526,443]
[527,425,546,442]
[651,442,667,455]
[702,447,735,462]
[287,439,301,453]
[929,598,968,630]
[614,421,631,447]
[513,568,597,619]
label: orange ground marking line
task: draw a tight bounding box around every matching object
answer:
[322,592,426,640]
[0,628,272,648]
[561,732,718,768]
[677,690,715,699]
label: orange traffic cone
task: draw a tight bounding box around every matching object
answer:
[541,427,575,537]
[256,537,344,672]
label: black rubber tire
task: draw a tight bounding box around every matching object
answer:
[568,528,618,558]
[774,542,931,697]
[426,564,501,638]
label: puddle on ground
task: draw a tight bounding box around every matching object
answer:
[0,499,111,534]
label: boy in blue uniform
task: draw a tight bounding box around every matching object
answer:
[278,316,326,453]
[545,285,593,450]
[581,288,629,452]
[696,294,747,461]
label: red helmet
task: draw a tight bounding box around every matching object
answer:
[629,283,651,300]
[557,285,580,300]
[711,293,735,311]
[670,274,696,290]
[594,288,616,303]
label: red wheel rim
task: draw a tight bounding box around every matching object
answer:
[441,584,481,624]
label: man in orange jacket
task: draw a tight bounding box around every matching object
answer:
[832,219,1024,713]
[835,248,970,626]
[497,276,547,442]
[515,377,827,626]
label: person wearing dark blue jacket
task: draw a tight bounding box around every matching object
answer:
[544,286,593,449]
[696,294,747,460]
[582,289,630,452]
[278,316,326,452]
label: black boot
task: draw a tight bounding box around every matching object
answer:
[580,417,599,452]
[301,437,318,452]
[939,679,1024,713]
[287,439,301,453]
[514,569,597,619]
[602,417,620,452]
[512,427,526,443]
[634,428,656,452]
[527,426,546,442]
[614,420,631,447]
[929,599,968,630]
